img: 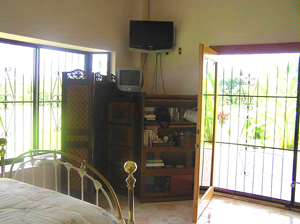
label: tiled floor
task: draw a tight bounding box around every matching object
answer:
[113,195,300,224]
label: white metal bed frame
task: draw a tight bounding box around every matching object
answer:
[0,138,137,224]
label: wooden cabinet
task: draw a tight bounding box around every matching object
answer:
[106,97,142,195]
[107,94,197,202]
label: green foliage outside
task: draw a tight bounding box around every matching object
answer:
[216,62,298,150]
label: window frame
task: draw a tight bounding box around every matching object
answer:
[0,38,111,159]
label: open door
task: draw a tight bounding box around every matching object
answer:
[193,44,218,223]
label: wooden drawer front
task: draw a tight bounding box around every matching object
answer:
[108,124,134,147]
[108,145,133,167]
[108,102,135,124]
[107,166,128,191]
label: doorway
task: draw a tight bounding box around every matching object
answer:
[213,53,299,205]
[194,43,300,222]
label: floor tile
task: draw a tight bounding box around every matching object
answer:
[109,194,300,224]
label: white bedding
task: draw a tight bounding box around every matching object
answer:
[0,178,121,224]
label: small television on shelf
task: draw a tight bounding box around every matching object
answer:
[116,67,142,92]
[129,20,174,53]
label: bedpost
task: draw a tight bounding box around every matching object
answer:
[0,138,7,178]
[124,161,137,224]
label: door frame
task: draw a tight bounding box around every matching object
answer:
[193,44,218,222]
[209,42,300,208]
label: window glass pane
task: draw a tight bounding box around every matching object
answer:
[0,43,34,159]
[39,49,85,150]
[92,54,108,75]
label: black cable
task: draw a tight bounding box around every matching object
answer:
[159,53,166,94]
[148,0,150,20]
[155,53,158,93]
[141,54,148,89]
[151,53,158,94]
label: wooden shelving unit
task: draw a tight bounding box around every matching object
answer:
[140,94,197,202]
[106,94,197,202]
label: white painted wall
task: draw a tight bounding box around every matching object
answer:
[0,0,148,186]
[142,0,299,95]
[0,0,144,69]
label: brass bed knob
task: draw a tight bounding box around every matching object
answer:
[0,138,7,148]
[124,161,137,176]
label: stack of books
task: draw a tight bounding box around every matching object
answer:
[144,128,159,147]
[146,159,164,168]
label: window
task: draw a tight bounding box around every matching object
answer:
[39,49,85,151]
[0,40,110,159]
[92,53,109,75]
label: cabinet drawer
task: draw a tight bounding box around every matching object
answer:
[108,145,133,167]
[108,124,134,147]
[108,102,135,124]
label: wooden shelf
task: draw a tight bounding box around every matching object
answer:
[144,121,196,128]
[144,95,198,108]
[144,167,194,176]
[144,94,197,100]
[144,146,195,152]
[145,99,197,103]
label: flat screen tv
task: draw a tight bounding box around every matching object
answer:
[116,67,142,92]
[129,20,174,52]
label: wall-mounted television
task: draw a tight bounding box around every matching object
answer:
[129,20,174,53]
[116,67,142,92]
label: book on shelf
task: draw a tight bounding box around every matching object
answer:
[146,162,164,167]
[146,159,163,163]
[143,127,158,147]
[169,107,180,121]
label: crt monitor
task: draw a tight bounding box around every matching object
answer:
[116,67,142,92]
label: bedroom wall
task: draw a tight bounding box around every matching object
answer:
[0,0,143,69]
[0,0,149,185]
[142,0,299,95]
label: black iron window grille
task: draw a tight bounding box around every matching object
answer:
[0,41,110,160]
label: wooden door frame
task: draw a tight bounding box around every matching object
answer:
[193,44,218,222]
[210,42,299,54]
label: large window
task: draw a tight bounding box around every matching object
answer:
[0,41,109,159]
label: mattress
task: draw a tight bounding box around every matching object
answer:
[0,178,121,224]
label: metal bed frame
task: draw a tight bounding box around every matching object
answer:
[0,138,137,224]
